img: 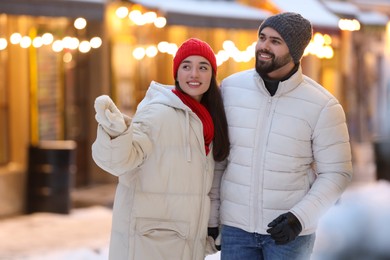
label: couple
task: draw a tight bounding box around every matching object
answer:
[92,12,352,260]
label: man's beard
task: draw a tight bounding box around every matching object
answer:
[255,50,292,75]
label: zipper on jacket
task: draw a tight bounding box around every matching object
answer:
[192,155,209,260]
[253,96,273,232]
[185,109,208,259]
[266,97,272,116]
[185,110,191,162]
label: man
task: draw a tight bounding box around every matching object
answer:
[217,12,353,259]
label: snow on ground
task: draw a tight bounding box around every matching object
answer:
[0,206,112,260]
[1,180,390,260]
[0,205,220,260]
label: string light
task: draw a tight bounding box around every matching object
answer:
[0,17,96,53]
[115,4,167,29]
[74,17,87,30]
[42,33,54,45]
[115,6,129,19]
[112,5,335,62]
[20,36,32,48]
[145,45,158,57]
[90,37,102,48]
[133,40,256,65]
[2,32,332,61]
[304,32,334,59]
[10,33,22,44]
[154,17,166,28]
[0,38,7,50]
[132,37,334,65]
[1,10,334,63]
[78,40,91,53]
[32,36,43,48]
[133,47,145,60]
[63,52,73,63]
[52,40,63,52]
[339,19,361,31]
[0,33,101,54]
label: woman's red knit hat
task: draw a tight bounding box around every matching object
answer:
[173,38,217,79]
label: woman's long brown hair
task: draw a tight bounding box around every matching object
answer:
[175,73,230,161]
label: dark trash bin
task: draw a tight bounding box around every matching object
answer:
[374,141,390,181]
[26,140,77,214]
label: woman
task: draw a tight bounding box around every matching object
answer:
[92,38,229,260]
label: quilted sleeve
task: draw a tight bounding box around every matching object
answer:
[91,113,153,177]
[208,159,227,227]
[291,98,353,230]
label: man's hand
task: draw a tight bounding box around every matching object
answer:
[208,227,221,251]
[266,212,302,245]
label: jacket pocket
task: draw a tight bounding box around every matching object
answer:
[134,218,189,260]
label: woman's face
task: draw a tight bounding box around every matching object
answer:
[176,55,213,102]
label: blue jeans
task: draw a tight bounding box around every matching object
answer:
[221,225,315,260]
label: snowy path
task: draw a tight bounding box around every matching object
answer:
[1,180,390,260]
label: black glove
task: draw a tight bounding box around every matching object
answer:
[266,212,302,245]
[208,227,221,251]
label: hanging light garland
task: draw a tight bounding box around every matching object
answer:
[131,33,334,66]
[114,3,335,64]
[304,32,334,59]
[115,4,167,28]
[0,16,102,58]
[0,6,335,64]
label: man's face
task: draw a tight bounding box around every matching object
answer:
[255,27,295,79]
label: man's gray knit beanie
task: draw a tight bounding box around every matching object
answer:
[258,12,313,64]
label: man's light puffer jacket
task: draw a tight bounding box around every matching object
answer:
[218,67,353,236]
[92,81,219,260]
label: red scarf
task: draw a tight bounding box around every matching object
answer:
[172,89,214,155]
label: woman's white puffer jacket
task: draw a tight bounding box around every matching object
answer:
[92,81,217,260]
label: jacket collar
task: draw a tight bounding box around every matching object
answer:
[254,66,304,97]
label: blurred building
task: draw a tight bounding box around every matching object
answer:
[0,0,109,216]
[0,0,389,217]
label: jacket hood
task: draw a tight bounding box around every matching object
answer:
[137,81,197,162]
[137,81,190,112]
